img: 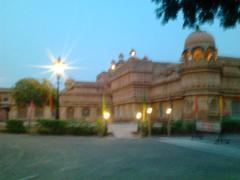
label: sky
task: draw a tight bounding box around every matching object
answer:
[0,0,240,88]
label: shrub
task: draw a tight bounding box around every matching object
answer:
[171,119,184,134]
[96,118,108,136]
[37,119,67,135]
[222,118,240,133]
[6,120,26,133]
[182,120,196,133]
[151,120,195,135]
[151,121,167,135]
[67,120,97,135]
[138,120,149,137]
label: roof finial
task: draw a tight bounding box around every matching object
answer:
[118,53,124,60]
[129,48,136,57]
[195,25,200,32]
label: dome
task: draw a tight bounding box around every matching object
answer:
[184,30,215,50]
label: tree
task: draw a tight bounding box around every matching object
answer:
[12,78,56,107]
[152,0,240,29]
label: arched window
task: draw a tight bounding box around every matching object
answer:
[182,50,191,63]
[82,107,90,118]
[66,107,74,120]
[192,47,204,63]
[210,99,218,113]
[205,48,214,63]
[17,107,27,119]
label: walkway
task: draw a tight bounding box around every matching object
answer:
[159,135,240,159]
[108,122,138,138]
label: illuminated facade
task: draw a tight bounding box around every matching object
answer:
[60,30,240,122]
[3,29,240,122]
[0,88,11,121]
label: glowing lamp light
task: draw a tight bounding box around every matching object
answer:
[111,63,116,70]
[166,108,172,115]
[147,107,153,114]
[103,111,110,120]
[130,49,136,57]
[136,112,142,120]
[52,58,67,77]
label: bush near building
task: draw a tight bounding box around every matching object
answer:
[6,120,26,133]
[137,120,149,137]
[67,120,97,135]
[96,118,108,136]
[222,116,240,133]
[37,119,107,136]
[37,120,67,135]
[151,120,195,135]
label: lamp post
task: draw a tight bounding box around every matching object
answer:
[146,107,153,136]
[103,111,110,133]
[166,107,172,136]
[52,57,66,120]
[56,74,60,119]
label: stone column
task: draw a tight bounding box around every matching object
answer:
[90,107,97,121]
[44,106,52,119]
[75,107,82,120]
[60,107,67,120]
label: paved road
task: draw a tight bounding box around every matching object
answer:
[0,134,240,180]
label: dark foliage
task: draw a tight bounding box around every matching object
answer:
[152,0,240,28]
[222,117,240,133]
[37,120,99,136]
[12,78,56,107]
[96,118,108,136]
[151,120,195,135]
[6,120,26,133]
[67,120,97,135]
[37,120,67,135]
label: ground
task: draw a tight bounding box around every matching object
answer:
[1,132,240,180]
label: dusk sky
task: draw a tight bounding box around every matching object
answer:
[1,0,240,88]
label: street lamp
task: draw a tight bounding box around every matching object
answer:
[147,107,153,114]
[34,51,76,120]
[136,112,142,120]
[166,107,172,136]
[111,63,116,71]
[103,111,111,121]
[147,107,153,136]
[52,57,66,119]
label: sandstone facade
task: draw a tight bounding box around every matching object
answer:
[60,30,240,122]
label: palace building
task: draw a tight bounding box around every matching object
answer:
[59,29,240,122]
[0,88,11,121]
[2,29,240,122]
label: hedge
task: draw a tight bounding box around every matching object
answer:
[137,120,149,137]
[6,120,26,133]
[96,118,108,136]
[222,118,240,133]
[37,120,67,135]
[151,120,195,135]
[37,119,107,136]
[67,120,97,135]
